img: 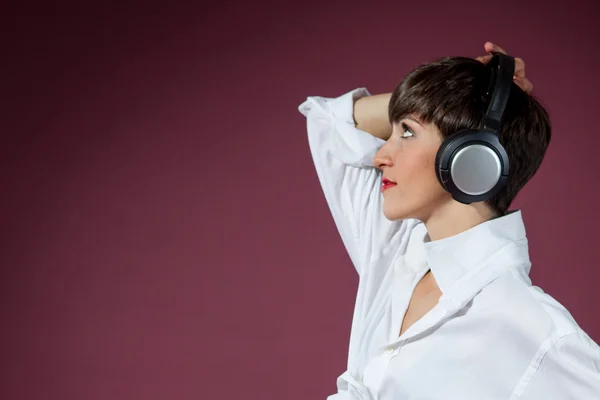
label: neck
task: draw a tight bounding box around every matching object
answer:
[423,200,497,242]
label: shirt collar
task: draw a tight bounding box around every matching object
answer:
[403,210,531,299]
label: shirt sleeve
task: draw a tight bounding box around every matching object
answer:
[517,331,600,399]
[298,88,405,276]
[326,371,376,400]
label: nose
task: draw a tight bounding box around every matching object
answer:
[373,145,393,170]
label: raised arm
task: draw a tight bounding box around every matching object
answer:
[353,93,393,140]
[298,89,411,276]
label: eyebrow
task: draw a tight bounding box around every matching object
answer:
[404,116,424,128]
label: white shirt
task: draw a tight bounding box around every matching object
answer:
[298,88,600,400]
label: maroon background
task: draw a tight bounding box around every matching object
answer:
[2,2,599,399]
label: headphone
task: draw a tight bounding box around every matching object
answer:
[434,53,515,204]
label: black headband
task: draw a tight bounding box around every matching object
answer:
[484,53,516,133]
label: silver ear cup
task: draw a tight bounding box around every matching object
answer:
[450,144,502,196]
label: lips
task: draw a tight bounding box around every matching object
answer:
[381,178,397,192]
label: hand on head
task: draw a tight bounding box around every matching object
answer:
[475,42,533,94]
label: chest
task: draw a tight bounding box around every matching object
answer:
[359,299,531,400]
[398,272,442,336]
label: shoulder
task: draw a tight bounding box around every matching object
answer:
[465,270,596,359]
[466,274,600,397]
[476,272,586,339]
[514,329,600,399]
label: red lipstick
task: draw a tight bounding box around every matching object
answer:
[381,178,397,192]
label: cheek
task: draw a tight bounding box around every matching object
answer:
[383,147,448,219]
[397,149,438,185]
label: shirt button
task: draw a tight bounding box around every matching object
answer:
[385,347,394,354]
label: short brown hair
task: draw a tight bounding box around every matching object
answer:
[389,56,551,216]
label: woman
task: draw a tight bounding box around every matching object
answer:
[298,42,600,399]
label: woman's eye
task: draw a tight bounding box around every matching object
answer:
[400,122,414,138]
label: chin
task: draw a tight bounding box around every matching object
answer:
[383,205,413,222]
[383,198,432,222]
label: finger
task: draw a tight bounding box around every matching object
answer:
[484,42,507,55]
[514,57,526,78]
[514,77,533,94]
[476,54,493,64]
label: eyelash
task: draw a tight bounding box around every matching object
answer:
[400,122,414,138]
